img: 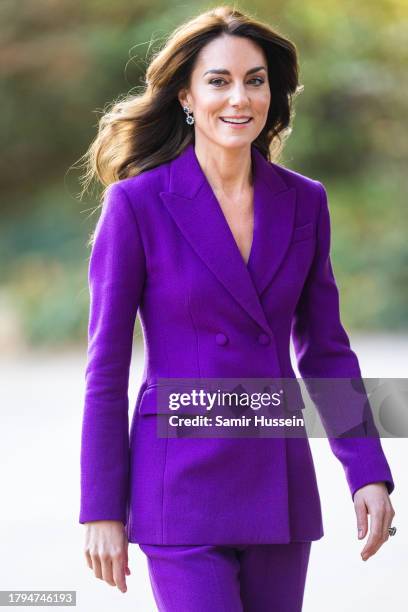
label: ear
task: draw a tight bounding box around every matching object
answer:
[177,89,189,110]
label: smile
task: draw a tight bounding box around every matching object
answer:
[220,117,253,124]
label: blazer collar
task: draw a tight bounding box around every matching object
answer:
[159,142,296,333]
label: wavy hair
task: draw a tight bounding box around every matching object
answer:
[78,5,303,201]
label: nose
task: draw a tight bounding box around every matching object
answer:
[228,83,250,107]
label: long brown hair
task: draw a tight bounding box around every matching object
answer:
[78,5,303,200]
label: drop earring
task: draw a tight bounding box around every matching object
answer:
[183,105,195,125]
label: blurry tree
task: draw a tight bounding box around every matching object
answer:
[0,0,406,346]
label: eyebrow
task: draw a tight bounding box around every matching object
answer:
[203,66,267,77]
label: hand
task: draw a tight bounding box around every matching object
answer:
[354,481,395,562]
[84,520,131,593]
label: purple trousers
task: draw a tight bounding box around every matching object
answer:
[139,541,312,611]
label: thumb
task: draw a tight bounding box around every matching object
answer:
[355,499,368,539]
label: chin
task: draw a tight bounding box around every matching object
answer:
[215,136,254,148]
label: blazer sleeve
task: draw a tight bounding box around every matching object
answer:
[79,182,146,524]
[291,181,395,501]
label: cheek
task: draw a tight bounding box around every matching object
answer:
[192,88,224,115]
[196,104,224,126]
[254,91,271,115]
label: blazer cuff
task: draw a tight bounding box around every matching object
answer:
[348,454,395,501]
[328,436,395,501]
[79,507,127,526]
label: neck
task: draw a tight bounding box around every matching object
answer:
[193,138,253,198]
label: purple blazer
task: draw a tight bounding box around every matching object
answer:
[79,141,394,544]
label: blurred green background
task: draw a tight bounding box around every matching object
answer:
[1,0,407,351]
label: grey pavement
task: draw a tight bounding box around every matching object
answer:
[0,334,406,611]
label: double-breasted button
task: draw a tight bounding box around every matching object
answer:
[258,333,271,345]
[215,333,228,346]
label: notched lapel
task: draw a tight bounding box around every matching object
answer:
[159,143,297,333]
[248,182,297,296]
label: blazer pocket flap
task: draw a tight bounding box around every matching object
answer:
[291,222,314,243]
[137,383,201,416]
[137,385,162,415]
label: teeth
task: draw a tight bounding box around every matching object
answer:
[221,117,251,124]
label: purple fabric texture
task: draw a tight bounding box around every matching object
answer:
[139,541,312,611]
[79,142,394,544]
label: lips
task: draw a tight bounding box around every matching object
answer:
[220,117,253,124]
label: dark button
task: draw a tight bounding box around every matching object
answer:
[258,333,270,345]
[215,333,228,346]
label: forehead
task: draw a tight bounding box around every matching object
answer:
[193,35,267,71]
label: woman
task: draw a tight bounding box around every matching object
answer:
[79,6,396,611]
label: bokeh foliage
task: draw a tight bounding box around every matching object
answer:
[0,0,407,347]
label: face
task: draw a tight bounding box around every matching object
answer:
[178,34,271,151]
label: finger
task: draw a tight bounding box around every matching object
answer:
[382,506,395,541]
[123,543,131,575]
[84,550,93,570]
[112,555,127,593]
[382,510,390,543]
[100,555,115,587]
[355,500,368,540]
[91,554,103,580]
[361,508,385,560]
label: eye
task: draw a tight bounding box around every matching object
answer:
[249,77,265,86]
[208,77,265,87]
[209,78,226,87]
